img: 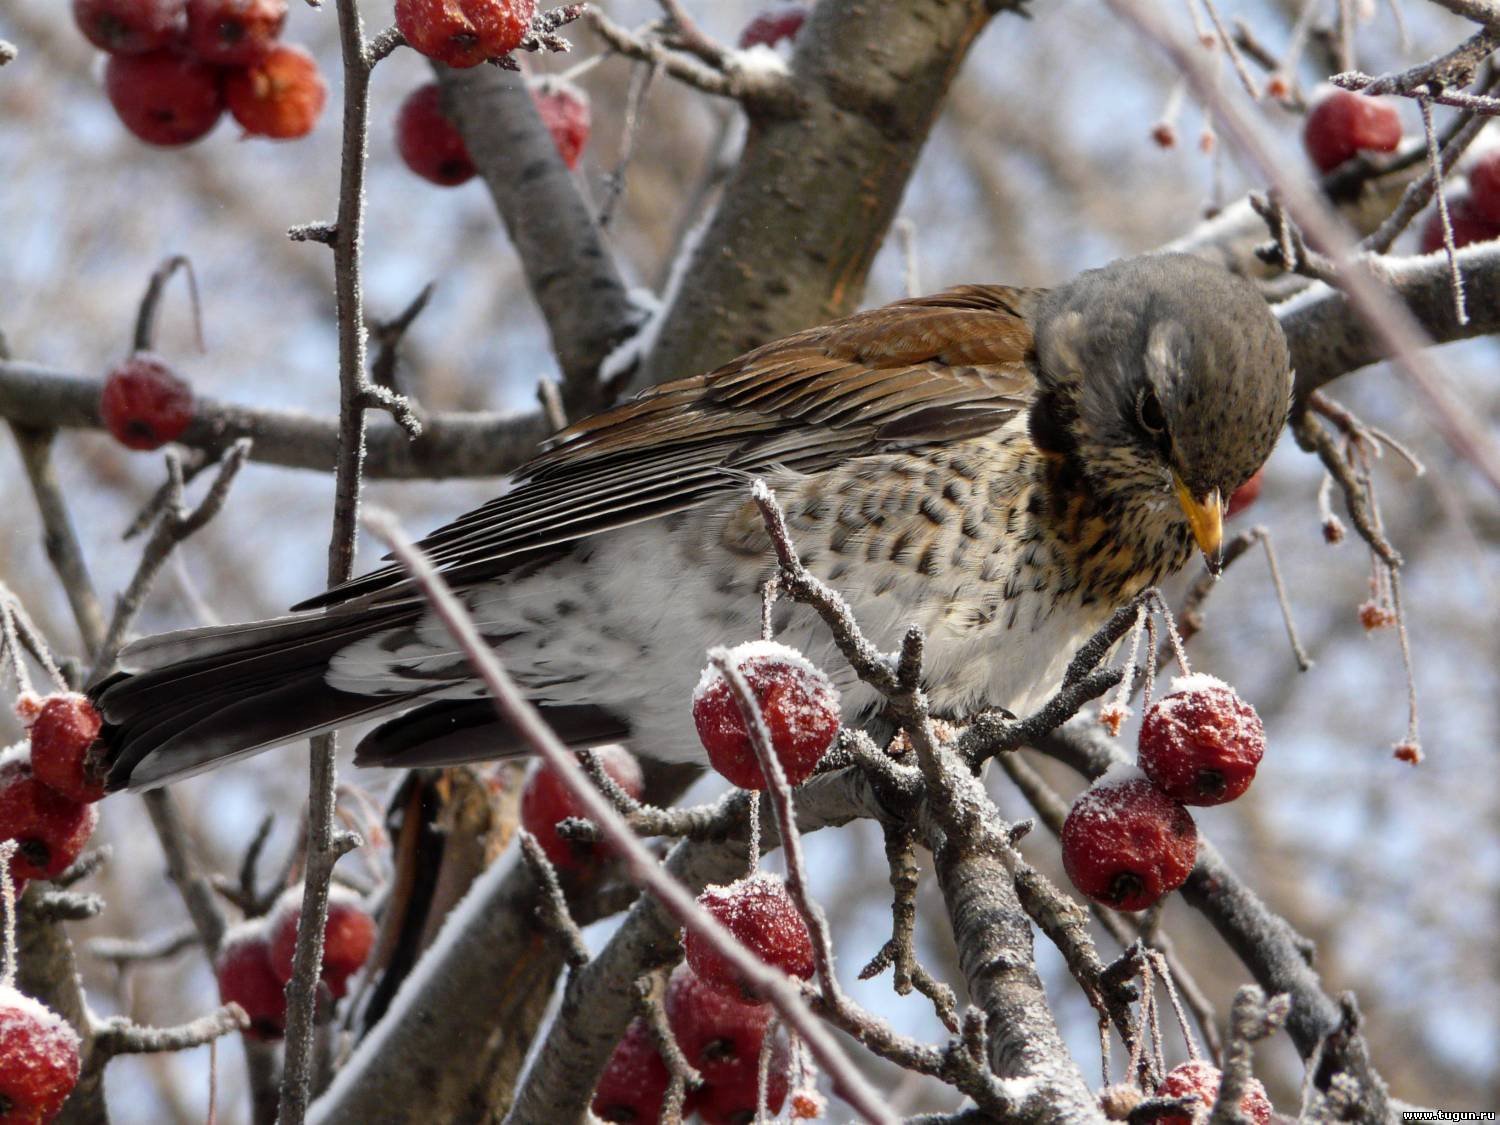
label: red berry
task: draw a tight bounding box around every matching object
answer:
[1138,676,1265,806]
[225,42,326,140]
[1419,190,1500,254]
[28,694,106,805]
[396,83,476,187]
[185,0,286,65]
[1303,88,1402,173]
[519,747,644,872]
[104,50,224,146]
[1225,466,1263,519]
[0,986,82,1125]
[216,921,286,1040]
[692,642,841,791]
[1156,1059,1272,1125]
[266,885,377,999]
[0,752,99,885]
[1470,149,1500,224]
[395,0,537,69]
[685,874,814,1003]
[100,353,194,451]
[737,4,807,49]
[1061,770,1197,912]
[530,79,590,170]
[665,966,788,1122]
[73,0,186,55]
[591,1017,684,1124]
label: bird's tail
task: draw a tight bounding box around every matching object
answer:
[91,604,424,792]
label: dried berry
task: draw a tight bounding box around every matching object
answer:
[692,641,841,791]
[519,747,644,872]
[0,751,99,885]
[1137,675,1265,806]
[216,921,287,1040]
[1156,1059,1272,1125]
[100,353,194,450]
[685,873,814,1002]
[266,884,377,999]
[395,0,537,69]
[186,0,286,65]
[224,42,327,140]
[1061,768,1197,912]
[27,693,106,805]
[104,50,224,146]
[1303,88,1402,173]
[396,83,476,187]
[0,986,82,1125]
[530,79,590,170]
[73,0,186,55]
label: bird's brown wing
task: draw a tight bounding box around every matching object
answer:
[297,285,1040,610]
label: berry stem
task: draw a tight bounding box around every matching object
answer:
[131,255,204,355]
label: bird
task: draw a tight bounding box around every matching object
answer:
[91,253,1292,792]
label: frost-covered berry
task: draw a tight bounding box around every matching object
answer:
[396,83,476,187]
[266,884,377,999]
[591,1017,682,1123]
[1156,1059,1273,1125]
[73,0,186,55]
[519,747,644,872]
[395,0,537,69]
[530,79,590,170]
[27,693,106,805]
[0,751,99,885]
[685,873,814,1003]
[692,641,841,791]
[1470,149,1500,224]
[1061,768,1197,912]
[104,50,224,146]
[666,966,788,1123]
[1137,675,1265,806]
[216,920,286,1039]
[224,42,327,140]
[0,986,82,1125]
[1303,88,1402,173]
[1225,467,1264,519]
[737,4,807,49]
[1419,190,1500,254]
[186,0,286,65]
[100,353,194,450]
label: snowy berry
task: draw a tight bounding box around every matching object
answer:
[530,79,590,170]
[685,874,814,1003]
[1061,769,1197,912]
[266,885,376,999]
[692,641,841,791]
[216,921,286,1039]
[1225,466,1264,519]
[100,353,194,450]
[225,42,326,140]
[1303,89,1402,173]
[519,747,644,872]
[104,50,224,146]
[73,0,186,55]
[27,694,105,805]
[1470,149,1500,224]
[396,83,476,187]
[395,0,536,69]
[591,1017,681,1124]
[0,986,82,1125]
[1137,676,1265,806]
[1156,1059,1272,1125]
[737,4,807,49]
[1419,190,1500,254]
[665,966,788,1123]
[186,0,286,65]
[0,752,99,885]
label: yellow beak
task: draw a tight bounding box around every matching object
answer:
[1173,474,1223,567]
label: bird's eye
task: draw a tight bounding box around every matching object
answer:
[1136,387,1167,436]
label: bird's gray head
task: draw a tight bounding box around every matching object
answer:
[1027,253,1292,560]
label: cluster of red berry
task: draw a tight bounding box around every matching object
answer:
[1302,88,1500,253]
[215,883,376,1039]
[1062,676,1266,912]
[75,0,327,146]
[395,78,591,188]
[1148,1058,1273,1125]
[0,694,110,1122]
